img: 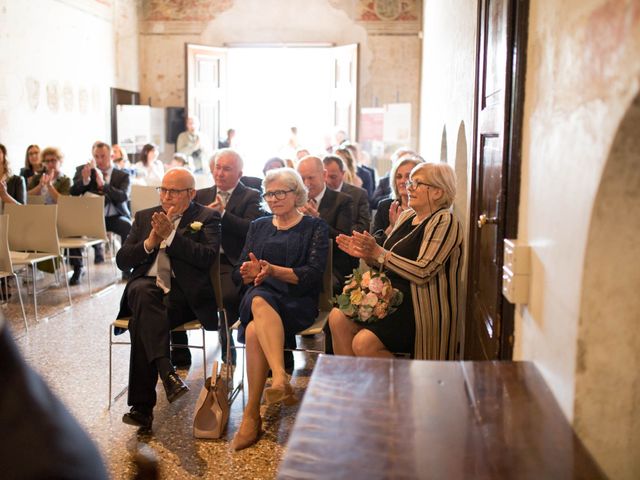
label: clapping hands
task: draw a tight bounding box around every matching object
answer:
[240,252,272,285]
[336,230,383,263]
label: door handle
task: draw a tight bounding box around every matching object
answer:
[477,214,498,228]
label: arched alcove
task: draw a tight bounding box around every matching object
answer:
[440,125,448,162]
[574,93,640,480]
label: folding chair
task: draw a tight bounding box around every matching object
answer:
[4,204,72,322]
[130,185,160,216]
[57,195,116,295]
[0,215,27,330]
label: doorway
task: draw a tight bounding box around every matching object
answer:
[186,43,358,176]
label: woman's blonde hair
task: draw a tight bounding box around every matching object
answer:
[413,162,457,208]
[335,147,357,185]
[390,155,424,199]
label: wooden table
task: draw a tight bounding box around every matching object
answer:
[278,356,604,479]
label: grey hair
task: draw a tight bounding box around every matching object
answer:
[211,148,243,171]
[263,167,308,209]
[390,155,425,199]
[413,162,457,208]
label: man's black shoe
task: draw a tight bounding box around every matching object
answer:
[69,267,83,286]
[122,407,153,430]
[284,350,294,374]
[163,371,189,403]
[170,348,192,369]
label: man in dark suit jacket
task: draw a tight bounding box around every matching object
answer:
[116,168,220,430]
[323,155,371,233]
[298,156,353,291]
[69,141,132,283]
[187,148,264,367]
[0,314,109,479]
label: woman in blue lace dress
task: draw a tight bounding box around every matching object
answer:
[231,167,329,451]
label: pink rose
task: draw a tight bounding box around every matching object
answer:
[369,277,384,294]
[364,292,378,307]
[373,302,388,319]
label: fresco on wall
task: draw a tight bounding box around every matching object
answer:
[359,0,419,21]
[144,0,233,21]
[25,78,40,112]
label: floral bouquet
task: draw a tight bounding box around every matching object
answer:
[333,269,403,323]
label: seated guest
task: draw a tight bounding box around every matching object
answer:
[218,128,235,149]
[0,314,109,479]
[262,157,285,176]
[329,162,463,360]
[134,143,164,186]
[169,152,191,170]
[0,144,26,206]
[20,144,43,182]
[370,147,418,209]
[70,141,132,283]
[27,146,71,204]
[177,149,263,368]
[342,141,376,200]
[297,156,353,293]
[323,155,370,233]
[334,146,361,188]
[112,144,135,175]
[371,155,424,246]
[231,168,328,451]
[116,168,221,430]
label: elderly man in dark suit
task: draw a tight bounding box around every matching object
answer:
[167,148,262,370]
[69,141,132,283]
[323,154,371,233]
[116,167,220,430]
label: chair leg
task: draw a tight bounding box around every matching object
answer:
[108,324,113,409]
[31,264,39,323]
[13,274,28,332]
[59,257,73,309]
[201,327,207,384]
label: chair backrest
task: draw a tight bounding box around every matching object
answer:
[131,185,160,215]
[27,195,46,205]
[0,215,14,273]
[4,204,61,255]
[318,239,333,311]
[57,195,107,240]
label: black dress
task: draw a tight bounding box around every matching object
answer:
[362,217,428,356]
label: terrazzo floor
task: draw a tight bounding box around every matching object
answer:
[2,259,319,479]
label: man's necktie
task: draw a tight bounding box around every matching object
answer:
[155,240,171,294]
[219,190,230,207]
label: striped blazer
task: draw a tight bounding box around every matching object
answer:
[383,207,464,360]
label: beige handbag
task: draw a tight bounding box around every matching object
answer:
[193,360,230,439]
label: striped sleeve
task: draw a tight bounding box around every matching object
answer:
[385,210,462,286]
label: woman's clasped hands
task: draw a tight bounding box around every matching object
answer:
[240,252,272,286]
[336,230,384,264]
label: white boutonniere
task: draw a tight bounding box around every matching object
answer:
[189,221,203,233]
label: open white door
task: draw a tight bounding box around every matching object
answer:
[186,44,228,153]
[330,44,359,141]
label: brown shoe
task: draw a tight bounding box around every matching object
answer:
[264,382,297,406]
[231,416,262,451]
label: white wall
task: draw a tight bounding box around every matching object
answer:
[0,0,139,175]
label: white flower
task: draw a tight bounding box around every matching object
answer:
[190,221,203,232]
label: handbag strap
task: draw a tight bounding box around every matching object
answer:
[210,360,219,388]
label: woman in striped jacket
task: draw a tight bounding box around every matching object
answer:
[329,162,464,360]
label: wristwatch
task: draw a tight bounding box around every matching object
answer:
[377,250,386,266]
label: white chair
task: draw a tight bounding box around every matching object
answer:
[57,196,115,295]
[0,215,27,330]
[130,185,160,216]
[4,204,72,322]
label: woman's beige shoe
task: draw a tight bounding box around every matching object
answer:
[231,416,262,451]
[264,382,297,406]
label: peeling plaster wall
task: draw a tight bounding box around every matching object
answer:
[0,0,140,174]
[420,0,640,477]
[139,0,422,150]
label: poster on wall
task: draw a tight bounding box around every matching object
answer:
[383,102,411,144]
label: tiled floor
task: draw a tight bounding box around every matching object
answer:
[3,260,318,479]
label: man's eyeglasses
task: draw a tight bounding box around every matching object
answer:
[156,187,192,196]
[405,180,437,190]
[262,189,294,201]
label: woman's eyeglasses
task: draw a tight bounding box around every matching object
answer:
[405,180,437,190]
[262,189,294,200]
